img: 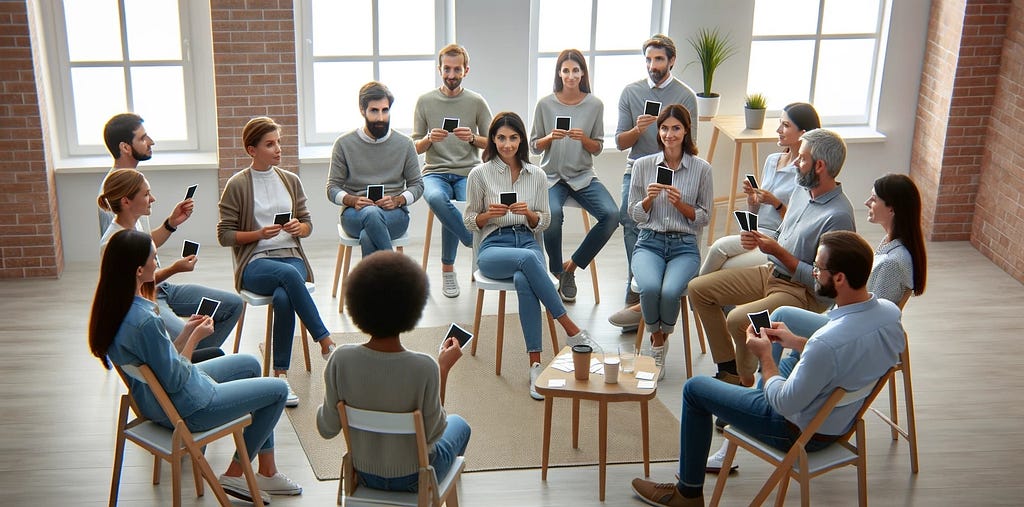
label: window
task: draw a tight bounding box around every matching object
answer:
[747,0,891,125]
[297,0,449,145]
[39,0,215,158]
[530,0,667,135]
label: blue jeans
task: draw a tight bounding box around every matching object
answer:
[185,354,288,461]
[620,172,640,301]
[631,230,701,335]
[357,415,471,492]
[241,257,330,371]
[477,226,567,353]
[544,179,618,274]
[157,281,243,350]
[423,173,472,266]
[677,357,832,490]
[341,205,411,258]
[767,305,827,364]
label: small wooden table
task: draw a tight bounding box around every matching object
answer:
[534,347,660,501]
[705,115,781,245]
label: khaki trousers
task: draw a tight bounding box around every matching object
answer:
[688,263,828,377]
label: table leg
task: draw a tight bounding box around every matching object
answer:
[706,127,720,164]
[541,397,553,480]
[725,143,742,237]
[572,398,580,449]
[751,143,761,182]
[641,400,651,477]
[599,401,608,501]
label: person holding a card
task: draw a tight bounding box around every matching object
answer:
[318,251,470,493]
[529,48,618,303]
[412,44,493,298]
[610,34,699,327]
[218,117,337,405]
[699,103,822,276]
[465,112,594,401]
[97,167,243,359]
[91,229,303,502]
[627,105,713,379]
[328,81,424,258]
[631,231,904,507]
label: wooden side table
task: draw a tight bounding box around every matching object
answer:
[705,115,780,245]
[534,347,660,501]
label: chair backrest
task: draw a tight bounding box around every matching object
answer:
[115,363,186,427]
[338,401,430,468]
[796,367,896,447]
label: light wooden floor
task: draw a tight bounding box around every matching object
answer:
[2,210,1023,506]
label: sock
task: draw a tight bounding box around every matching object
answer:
[718,360,738,375]
[678,484,702,499]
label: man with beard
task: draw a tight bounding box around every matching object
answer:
[97,113,243,356]
[327,81,424,258]
[631,230,904,507]
[687,128,855,387]
[412,44,492,298]
[608,34,700,329]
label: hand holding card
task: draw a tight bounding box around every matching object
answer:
[499,192,517,206]
[555,116,571,131]
[656,165,673,186]
[644,100,662,117]
[442,117,459,132]
[185,184,198,200]
[273,212,291,225]
[746,212,758,231]
[196,297,221,318]
[745,174,758,189]
[747,310,771,335]
[734,210,750,232]
[442,323,473,351]
[366,184,385,202]
[181,240,199,258]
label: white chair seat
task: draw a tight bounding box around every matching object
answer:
[234,282,316,377]
[724,426,857,475]
[239,281,315,306]
[333,224,410,313]
[341,457,465,507]
[471,269,559,375]
[127,415,252,457]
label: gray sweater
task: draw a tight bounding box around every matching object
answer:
[412,88,492,175]
[616,77,698,170]
[326,129,424,212]
[529,93,604,191]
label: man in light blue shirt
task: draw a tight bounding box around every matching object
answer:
[630,230,904,507]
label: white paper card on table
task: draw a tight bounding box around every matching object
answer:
[636,371,655,381]
[552,363,574,373]
[548,379,566,388]
[637,380,656,389]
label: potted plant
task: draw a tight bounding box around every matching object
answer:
[688,27,737,119]
[744,93,768,130]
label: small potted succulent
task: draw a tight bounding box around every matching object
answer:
[744,93,768,130]
[688,27,737,119]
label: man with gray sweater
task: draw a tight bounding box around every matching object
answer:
[327,81,424,258]
[413,44,492,298]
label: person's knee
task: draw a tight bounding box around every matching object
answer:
[360,206,385,223]
[682,376,718,413]
[272,289,290,311]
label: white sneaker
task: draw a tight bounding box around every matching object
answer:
[652,340,669,380]
[529,362,544,400]
[706,441,738,474]
[219,474,272,504]
[256,471,303,495]
[442,271,460,298]
[282,379,299,408]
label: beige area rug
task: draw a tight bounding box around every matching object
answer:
[280,315,681,480]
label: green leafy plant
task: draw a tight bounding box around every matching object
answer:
[688,28,738,98]
[745,93,767,109]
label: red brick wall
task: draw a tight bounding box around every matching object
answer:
[0,1,62,279]
[972,1,1024,281]
[211,0,300,186]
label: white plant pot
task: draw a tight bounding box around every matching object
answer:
[696,94,721,120]
[744,106,766,130]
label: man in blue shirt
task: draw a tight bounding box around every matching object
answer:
[631,230,905,507]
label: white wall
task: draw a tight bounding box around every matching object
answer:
[55,0,930,263]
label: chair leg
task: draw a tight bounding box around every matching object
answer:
[681,298,693,378]
[152,454,162,484]
[708,440,737,507]
[108,396,129,507]
[471,289,484,357]
[331,244,344,297]
[693,304,707,354]
[300,322,311,373]
[546,310,558,352]
[233,302,248,354]
[900,348,920,473]
[579,209,601,304]
[495,291,506,376]
[171,442,183,507]
[262,304,274,377]
[338,246,353,314]
[635,319,645,351]
[231,429,266,507]
[421,209,435,270]
[190,455,203,497]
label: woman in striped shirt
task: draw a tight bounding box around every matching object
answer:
[627,105,713,378]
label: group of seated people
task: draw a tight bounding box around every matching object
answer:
[88,34,928,505]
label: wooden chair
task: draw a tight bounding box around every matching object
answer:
[870,289,919,472]
[420,200,467,270]
[233,281,315,377]
[630,280,707,378]
[333,224,409,313]
[709,367,896,507]
[337,401,465,507]
[109,364,264,507]
[563,196,601,304]
[472,269,559,376]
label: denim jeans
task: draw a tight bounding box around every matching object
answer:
[631,230,701,335]
[620,172,640,301]
[477,226,567,353]
[241,257,330,371]
[423,173,472,266]
[357,415,471,492]
[677,357,832,489]
[341,205,411,258]
[544,179,618,274]
[157,281,244,350]
[767,305,827,364]
[185,354,288,461]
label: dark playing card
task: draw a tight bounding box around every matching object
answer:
[196,297,221,318]
[644,100,662,117]
[274,212,291,225]
[366,185,385,202]
[181,240,199,258]
[499,192,517,206]
[657,165,673,186]
[734,210,750,232]
[555,116,571,131]
[445,323,473,348]
[442,117,459,132]
[748,310,771,335]
[746,212,758,231]
[185,184,198,199]
[745,174,758,189]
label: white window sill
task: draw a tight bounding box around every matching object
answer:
[53,152,220,174]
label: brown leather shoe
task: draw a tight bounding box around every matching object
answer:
[712,371,742,386]
[631,478,704,507]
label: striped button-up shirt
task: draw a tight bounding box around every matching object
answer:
[464,158,551,242]
[628,152,713,236]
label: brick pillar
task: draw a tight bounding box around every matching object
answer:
[211,0,300,187]
[0,1,62,278]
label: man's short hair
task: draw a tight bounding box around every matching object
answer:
[643,33,677,60]
[438,43,469,67]
[358,81,395,112]
[800,128,847,178]
[103,113,144,158]
[345,251,429,338]
[819,230,873,290]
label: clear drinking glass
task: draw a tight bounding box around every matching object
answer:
[619,344,637,374]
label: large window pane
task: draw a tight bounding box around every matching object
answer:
[314,62,374,134]
[312,0,372,56]
[536,56,558,107]
[71,67,127,146]
[378,0,434,56]
[592,55,640,134]
[751,0,819,36]
[822,0,881,34]
[747,40,814,110]
[64,0,122,62]
[124,0,181,61]
[538,0,591,53]
[813,39,874,118]
[379,60,436,132]
[595,0,651,51]
[131,67,187,141]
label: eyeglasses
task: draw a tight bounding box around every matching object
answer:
[812,263,832,275]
